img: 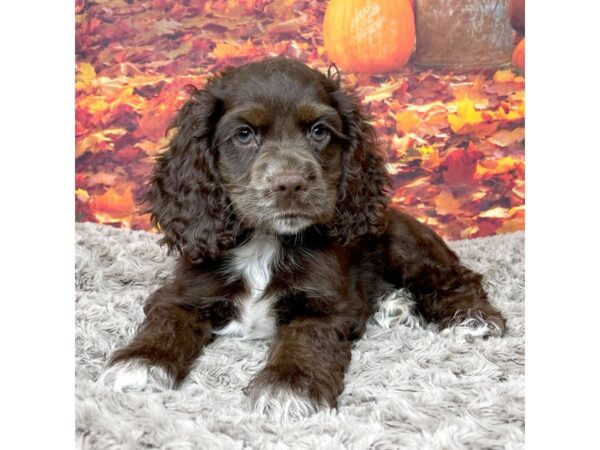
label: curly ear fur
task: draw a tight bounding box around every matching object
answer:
[146,64,388,258]
[144,84,240,264]
[325,78,390,244]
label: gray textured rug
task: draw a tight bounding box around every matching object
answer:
[75,222,524,449]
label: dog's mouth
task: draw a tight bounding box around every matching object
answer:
[275,212,312,220]
[270,212,314,234]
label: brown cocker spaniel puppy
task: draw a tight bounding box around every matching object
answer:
[99,57,506,418]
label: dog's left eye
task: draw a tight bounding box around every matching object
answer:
[310,124,330,143]
[234,126,255,146]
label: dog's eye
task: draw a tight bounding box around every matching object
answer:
[234,126,255,145]
[310,124,330,143]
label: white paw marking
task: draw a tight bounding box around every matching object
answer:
[97,358,174,392]
[374,289,425,329]
[441,311,504,342]
[246,384,324,421]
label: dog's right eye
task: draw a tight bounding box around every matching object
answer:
[234,126,255,146]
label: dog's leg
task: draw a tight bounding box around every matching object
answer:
[384,208,506,337]
[244,315,357,420]
[98,284,212,392]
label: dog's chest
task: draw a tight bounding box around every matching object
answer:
[213,236,280,340]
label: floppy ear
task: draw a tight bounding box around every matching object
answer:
[143,85,240,263]
[325,75,390,244]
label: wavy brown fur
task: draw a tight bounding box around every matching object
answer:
[107,57,506,413]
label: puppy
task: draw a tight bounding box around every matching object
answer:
[99,57,506,417]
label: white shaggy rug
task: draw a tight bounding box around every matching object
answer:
[75,222,525,449]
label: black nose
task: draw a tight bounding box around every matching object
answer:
[272,171,307,193]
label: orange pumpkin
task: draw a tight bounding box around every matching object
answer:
[323,0,416,74]
[512,38,525,72]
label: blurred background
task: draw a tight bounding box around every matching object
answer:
[75,0,525,240]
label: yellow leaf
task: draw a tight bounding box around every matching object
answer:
[77,95,110,114]
[509,205,525,215]
[211,40,257,59]
[75,188,89,203]
[480,207,511,219]
[76,62,96,87]
[417,144,435,157]
[93,212,132,228]
[110,86,143,110]
[420,145,440,169]
[460,225,479,239]
[395,110,420,134]
[456,97,483,122]
[493,69,515,83]
[76,128,127,157]
[448,97,483,133]
[447,116,464,133]
[475,156,523,178]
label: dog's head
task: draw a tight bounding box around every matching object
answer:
[146,58,389,263]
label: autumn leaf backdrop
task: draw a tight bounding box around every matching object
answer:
[75,0,525,240]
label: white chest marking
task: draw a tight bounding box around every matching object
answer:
[213,235,280,340]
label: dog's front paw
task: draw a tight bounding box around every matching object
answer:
[374,289,425,329]
[440,308,507,341]
[97,358,174,393]
[243,366,335,420]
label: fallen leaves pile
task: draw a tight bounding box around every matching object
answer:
[76,0,524,239]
